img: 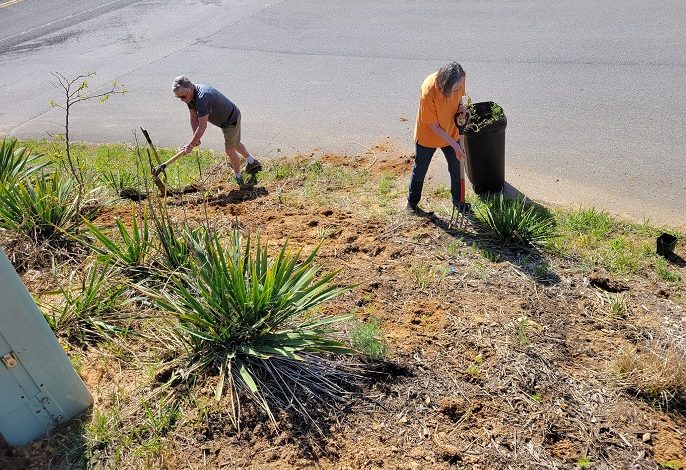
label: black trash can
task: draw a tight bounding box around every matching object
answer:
[461,101,507,195]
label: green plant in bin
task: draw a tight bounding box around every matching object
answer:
[462,95,505,133]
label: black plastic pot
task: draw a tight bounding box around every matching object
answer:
[461,101,507,195]
[656,233,677,257]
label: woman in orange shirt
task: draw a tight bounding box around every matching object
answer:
[408,62,469,214]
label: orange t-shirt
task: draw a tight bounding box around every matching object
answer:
[413,72,465,148]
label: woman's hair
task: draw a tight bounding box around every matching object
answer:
[172,75,194,93]
[435,62,465,96]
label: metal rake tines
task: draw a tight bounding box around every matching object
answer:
[449,202,471,229]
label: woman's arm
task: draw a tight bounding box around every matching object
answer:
[429,122,465,161]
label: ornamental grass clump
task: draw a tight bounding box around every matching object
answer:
[149,204,203,273]
[474,194,556,247]
[351,317,389,361]
[98,168,141,197]
[151,224,355,427]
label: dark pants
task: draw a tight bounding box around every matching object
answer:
[408,142,462,207]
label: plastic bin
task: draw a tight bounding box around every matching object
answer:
[657,233,677,257]
[462,101,507,194]
[0,248,92,446]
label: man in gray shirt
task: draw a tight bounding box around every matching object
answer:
[173,76,261,186]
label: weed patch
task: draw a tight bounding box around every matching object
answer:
[351,316,389,360]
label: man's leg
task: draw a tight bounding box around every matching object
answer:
[223,117,248,184]
[229,115,261,174]
[236,142,262,174]
[441,145,462,207]
[225,144,243,180]
[407,143,436,208]
[235,142,250,160]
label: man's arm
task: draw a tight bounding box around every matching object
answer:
[189,108,199,133]
[184,114,208,154]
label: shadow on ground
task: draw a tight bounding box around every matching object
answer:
[427,181,561,285]
[665,252,686,268]
[207,186,269,207]
[0,410,90,470]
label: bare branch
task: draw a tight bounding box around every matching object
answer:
[48,70,127,191]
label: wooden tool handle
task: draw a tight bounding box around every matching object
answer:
[160,149,186,169]
[460,175,465,204]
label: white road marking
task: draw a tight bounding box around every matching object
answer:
[0,0,127,43]
[0,0,26,9]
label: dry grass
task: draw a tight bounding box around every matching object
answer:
[615,339,686,406]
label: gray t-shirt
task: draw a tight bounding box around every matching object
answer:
[188,83,240,128]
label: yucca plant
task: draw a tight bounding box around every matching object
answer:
[0,138,48,185]
[473,194,556,247]
[149,205,205,273]
[0,170,97,241]
[147,224,355,427]
[84,207,152,277]
[42,261,138,344]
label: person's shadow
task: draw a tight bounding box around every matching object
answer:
[207,180,269,207]
[167,174,269,208]
[427,181,561,285]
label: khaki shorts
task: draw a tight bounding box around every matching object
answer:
[221,114,241,148]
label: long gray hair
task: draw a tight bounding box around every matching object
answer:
[172,75,194,93]
[435,62,465,96]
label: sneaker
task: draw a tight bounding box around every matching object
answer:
[406,202,434,217]
[245,159,262,174]
[235,174,245,187]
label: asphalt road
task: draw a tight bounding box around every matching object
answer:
[1,0,685,225]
